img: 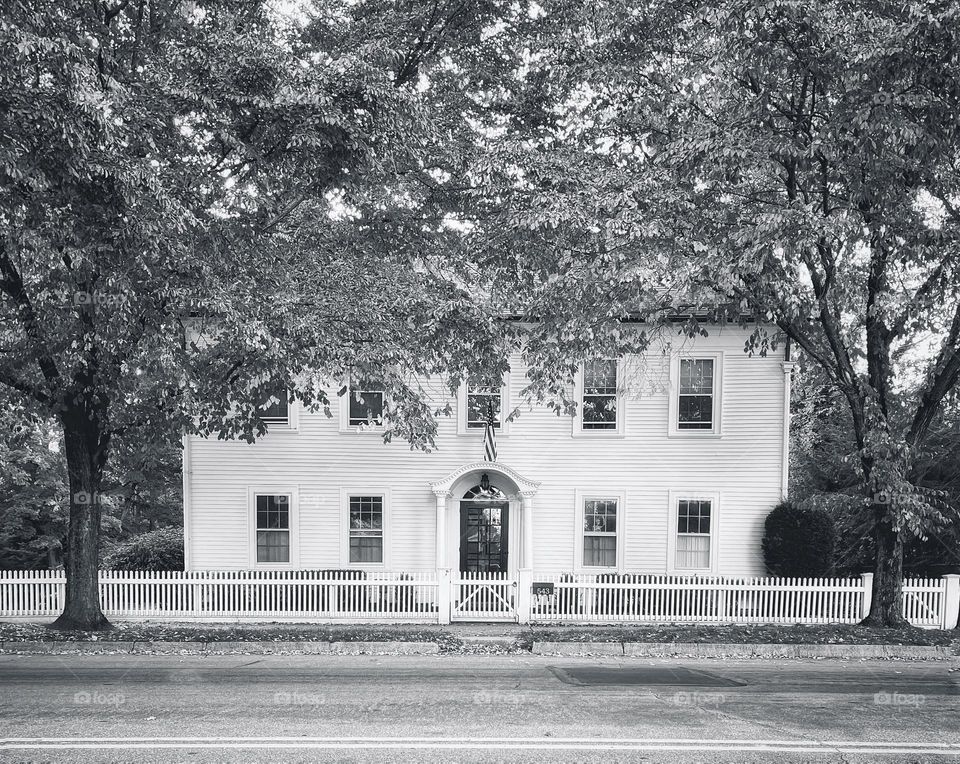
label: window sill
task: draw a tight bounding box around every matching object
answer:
[572,430,626,439]
[338,425,386,435]
[262,420,299,435]
[457,429,511,438]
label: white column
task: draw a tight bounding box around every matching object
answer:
[434,491,448,569]
[522,493,534,571]
[780,362,796,501]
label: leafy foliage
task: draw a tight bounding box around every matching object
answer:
[103,527,184,571]
[0,407,67,569]
[0,0,523,625]
[469,0,960,624]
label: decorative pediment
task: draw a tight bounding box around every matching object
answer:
[430,461,540,498]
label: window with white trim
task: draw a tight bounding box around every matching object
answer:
[255,494,290,563]
[466,384,501,429]
[581,360,618,430]
[348,382,384,426]
[258,385,289,425]
[583,498,618,567]
[677,359,714,430]
[348,495,383,563]
[675,499,712,570]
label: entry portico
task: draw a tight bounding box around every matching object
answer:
[430,461,540,575]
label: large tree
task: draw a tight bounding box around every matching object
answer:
[0,0,516,628]
[468,0,960,625]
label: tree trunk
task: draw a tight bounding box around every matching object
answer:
[862,504,908,628]
[49,410,111,631]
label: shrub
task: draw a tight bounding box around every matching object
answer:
[762,501,836,577]
[104,527,184,571]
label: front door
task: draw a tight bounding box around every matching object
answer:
[459,501,509,573]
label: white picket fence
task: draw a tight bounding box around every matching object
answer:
[0,570,957,628]
[527,573,956,628]
[0,570,439,622]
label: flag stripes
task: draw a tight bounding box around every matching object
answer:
[483,404,497,461]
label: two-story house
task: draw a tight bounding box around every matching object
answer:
[182,325,793,584]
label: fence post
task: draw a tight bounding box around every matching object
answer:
[517,569,532,624]
[860,573,873,620]
[437,568,452,625]
[942,574,960,630]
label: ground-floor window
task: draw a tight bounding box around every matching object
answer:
[675,498,712,570]
[255,494,290,563]
[583,498,618,567]
[349,495,384,563]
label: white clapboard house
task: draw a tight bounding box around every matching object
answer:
[182,324,794,598]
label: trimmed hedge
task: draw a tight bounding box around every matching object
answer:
[762,501,836,577]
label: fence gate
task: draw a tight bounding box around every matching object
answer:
[451,571,517,622]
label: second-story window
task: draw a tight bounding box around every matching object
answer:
[467,384,501,429]
[678,359,714,430]
[258,385,289,425]
[349,381,384,426]
[582,360,618,430]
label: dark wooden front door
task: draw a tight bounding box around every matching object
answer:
[459,501,509,573]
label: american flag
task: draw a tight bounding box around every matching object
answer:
[482,403,497,462]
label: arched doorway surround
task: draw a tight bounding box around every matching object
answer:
[429,461,540,572]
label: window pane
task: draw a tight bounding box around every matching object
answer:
[676,534,710,569]
[259,386,289,422]
[350,536,383,563]
[679,359,713,394]
[349,496,383,530]
[467,389,501,428]
[584,360,617,394]
[584,500,617,533]
[584,536,617,567]
[582,394,617,428]
[256,495,288,530]
[678,499,711,535]
[348,387,384,425]
[257,530,289,563]
[678,395,713,428]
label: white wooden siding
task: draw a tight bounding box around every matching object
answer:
[186,327,786,576]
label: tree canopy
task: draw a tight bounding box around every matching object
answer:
[462,0,960,624]
[0,0,521,626]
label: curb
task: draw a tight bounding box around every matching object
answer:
[532,641,957,659]
[0,640,438,655]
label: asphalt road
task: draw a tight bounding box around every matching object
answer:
[1,653,958,763]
